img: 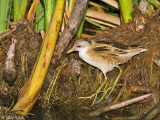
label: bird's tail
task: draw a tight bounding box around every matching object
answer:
[130,47,148,56]
[119,47,148,63]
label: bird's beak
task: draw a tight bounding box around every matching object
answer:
[67,48,76,54]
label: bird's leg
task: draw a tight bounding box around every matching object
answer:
[115,66,123,83]
[104,74,107,81]
[113,67,126,103]
[78,73,107,105]
[100,66,123,102]
[91,79,107,105]
[102,74,109,91]
[107,66,123,98]
[91,73,108,105]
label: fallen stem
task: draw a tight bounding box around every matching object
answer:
[101,0,119,9]
[85,17,117,28]
[52,0,88,64]
[89,93,153,117]
[85,19,107,29]
[86,8,120,25]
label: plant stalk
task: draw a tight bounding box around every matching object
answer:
[0,0,10,34]
[12,0,65,115]
[119,0,134,23]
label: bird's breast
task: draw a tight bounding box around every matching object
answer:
[78,51,115,74]
[79,50,89,62]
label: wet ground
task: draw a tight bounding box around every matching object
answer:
[0,8,160,120]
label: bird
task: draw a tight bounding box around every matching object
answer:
[67,39,147,79]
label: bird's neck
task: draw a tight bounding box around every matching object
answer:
[78,47,89,59]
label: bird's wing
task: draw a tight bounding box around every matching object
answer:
[87,45,120,64]
[90,40,137,63]
[91,41,130,55]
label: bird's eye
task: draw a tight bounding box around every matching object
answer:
[77,45,81,48]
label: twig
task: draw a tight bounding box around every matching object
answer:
[0,18,36,39]
[0,28,16,39]
[52,0,88,64]
[113,75,127,103]
[27,0,40,22]
[85,17,117,28]
[101,0,119,9]
[123,86,152,101]
[86,8,120,25]
[89,93,153,117]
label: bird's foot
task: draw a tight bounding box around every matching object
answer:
[100,66,123,102]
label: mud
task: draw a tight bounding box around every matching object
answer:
[0,9,159,120]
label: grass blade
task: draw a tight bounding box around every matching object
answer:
[0,0,10,34]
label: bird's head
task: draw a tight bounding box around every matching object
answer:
[67,40,90,54]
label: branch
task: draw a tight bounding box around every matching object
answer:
[52,0,88,64]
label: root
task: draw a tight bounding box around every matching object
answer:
[45,63,68,104]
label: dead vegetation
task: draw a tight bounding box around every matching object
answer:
[0,6,159,120]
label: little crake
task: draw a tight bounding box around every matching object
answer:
[67,39,147,78]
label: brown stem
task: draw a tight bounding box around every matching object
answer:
[52,0,88,65]
[89,93,153,117]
